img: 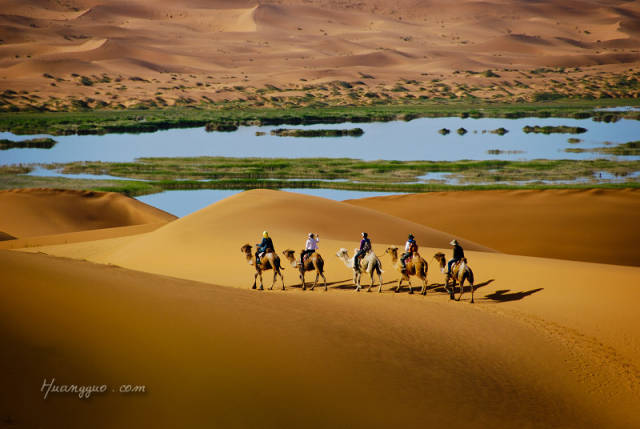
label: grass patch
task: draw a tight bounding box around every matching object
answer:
[0,137,56,150]
[523,125,587,134]
[270,128,364,137]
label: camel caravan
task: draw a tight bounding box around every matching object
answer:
[241,231,476,302]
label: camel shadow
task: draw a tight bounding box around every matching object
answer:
[427,279,495,295]
[290,279,353,289]
[483,288,544,302]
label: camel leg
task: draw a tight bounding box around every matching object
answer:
[252,272,258,289]
[258,272,264,291]
[322,272,328,291]
[367,271,374,292]
[312,272,319,291]
[407,278,413,295]
[457,277,465,301]
[269,270,277,290]
[470,280,475,304]
[279,270,285,290]
[395,277,403,293]
[378,272,383,293]
[446,276,455,300]
[301,271,306,291]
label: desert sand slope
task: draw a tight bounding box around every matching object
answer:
[23,189,492,287]
[0,188,176,238]
[2,249,640,428]
[1,0,639,105]
[22,190,640,385]
[347,189,640,266]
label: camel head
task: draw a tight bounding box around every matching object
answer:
[282,249,296,261]
[240,244,252,255]
[385,246,398,257]
[336,248,349,259]
[433,252,446,267]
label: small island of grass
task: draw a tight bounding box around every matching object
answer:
[0,137,57,150]
[270,128,364,137]
[523,125,587,134]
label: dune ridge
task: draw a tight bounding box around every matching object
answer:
[347,189,640,267]
[0,188,176,238]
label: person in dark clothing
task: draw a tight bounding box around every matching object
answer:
[256,230,274,265]
[401,233,418,270]
[354,232,371,269]
[447,239,464,275]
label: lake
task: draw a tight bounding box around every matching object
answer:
[136,189,405,217]
[2,116,640,165]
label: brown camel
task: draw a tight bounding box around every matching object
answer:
[282,250,328,291]
[240,244,285,290]
[385,246,428,295]
[434,252,475,303]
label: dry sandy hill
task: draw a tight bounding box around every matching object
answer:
[347,188,640,266]
[1,0,639,105]
[3,241,640,427]
[22,189,492,287]
[3,188,640,427]
[0,188,176,238]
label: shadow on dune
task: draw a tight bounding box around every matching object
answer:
[427,279,495,296]
[289,279,353,289]
[483,288,544,302]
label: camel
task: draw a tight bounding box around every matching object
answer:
[282,249,327,291]
[385,246,428,295]
[434,252,475,303]
[240,244,285,290]
[336,248,383,292]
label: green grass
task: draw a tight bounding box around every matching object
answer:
[270,128,364,137]
[0,137,56,150]
[523,125,587,134]
[1,99,639,136]
[38,157,640,187]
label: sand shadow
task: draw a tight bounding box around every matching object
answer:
[290,279,353,289]
[427,279,495,295]
[483,288,544,302]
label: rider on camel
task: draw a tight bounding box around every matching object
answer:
[401,233,418,270]
[354,232,371,269]
[300,232,319,267]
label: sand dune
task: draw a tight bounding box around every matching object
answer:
[347,189,640,266]
[3,241,640,427]
[23,189,492,287]
[1,0,638,104]
[4,188,640,427]
[0,188,175,238]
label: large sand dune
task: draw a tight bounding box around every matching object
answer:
[347,189,640,266]
[1,0,639,106]
[0,188,175,238]
[3,188,640,427]
[2,246,640,428]
[23,189,492,286]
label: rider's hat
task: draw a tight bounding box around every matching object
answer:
[408,233,414,239]
[450,239,458,246]
[263,231,269,238]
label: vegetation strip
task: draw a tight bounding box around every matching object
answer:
[0,137,56,150]
[1,99,639,136]
[270,128,364,137]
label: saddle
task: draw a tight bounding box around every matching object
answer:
[302,252,312,264]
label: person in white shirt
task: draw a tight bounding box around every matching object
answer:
[300,232,319,266]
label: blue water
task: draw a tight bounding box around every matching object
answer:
[2,116,640,165]
[136,189,405,217]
